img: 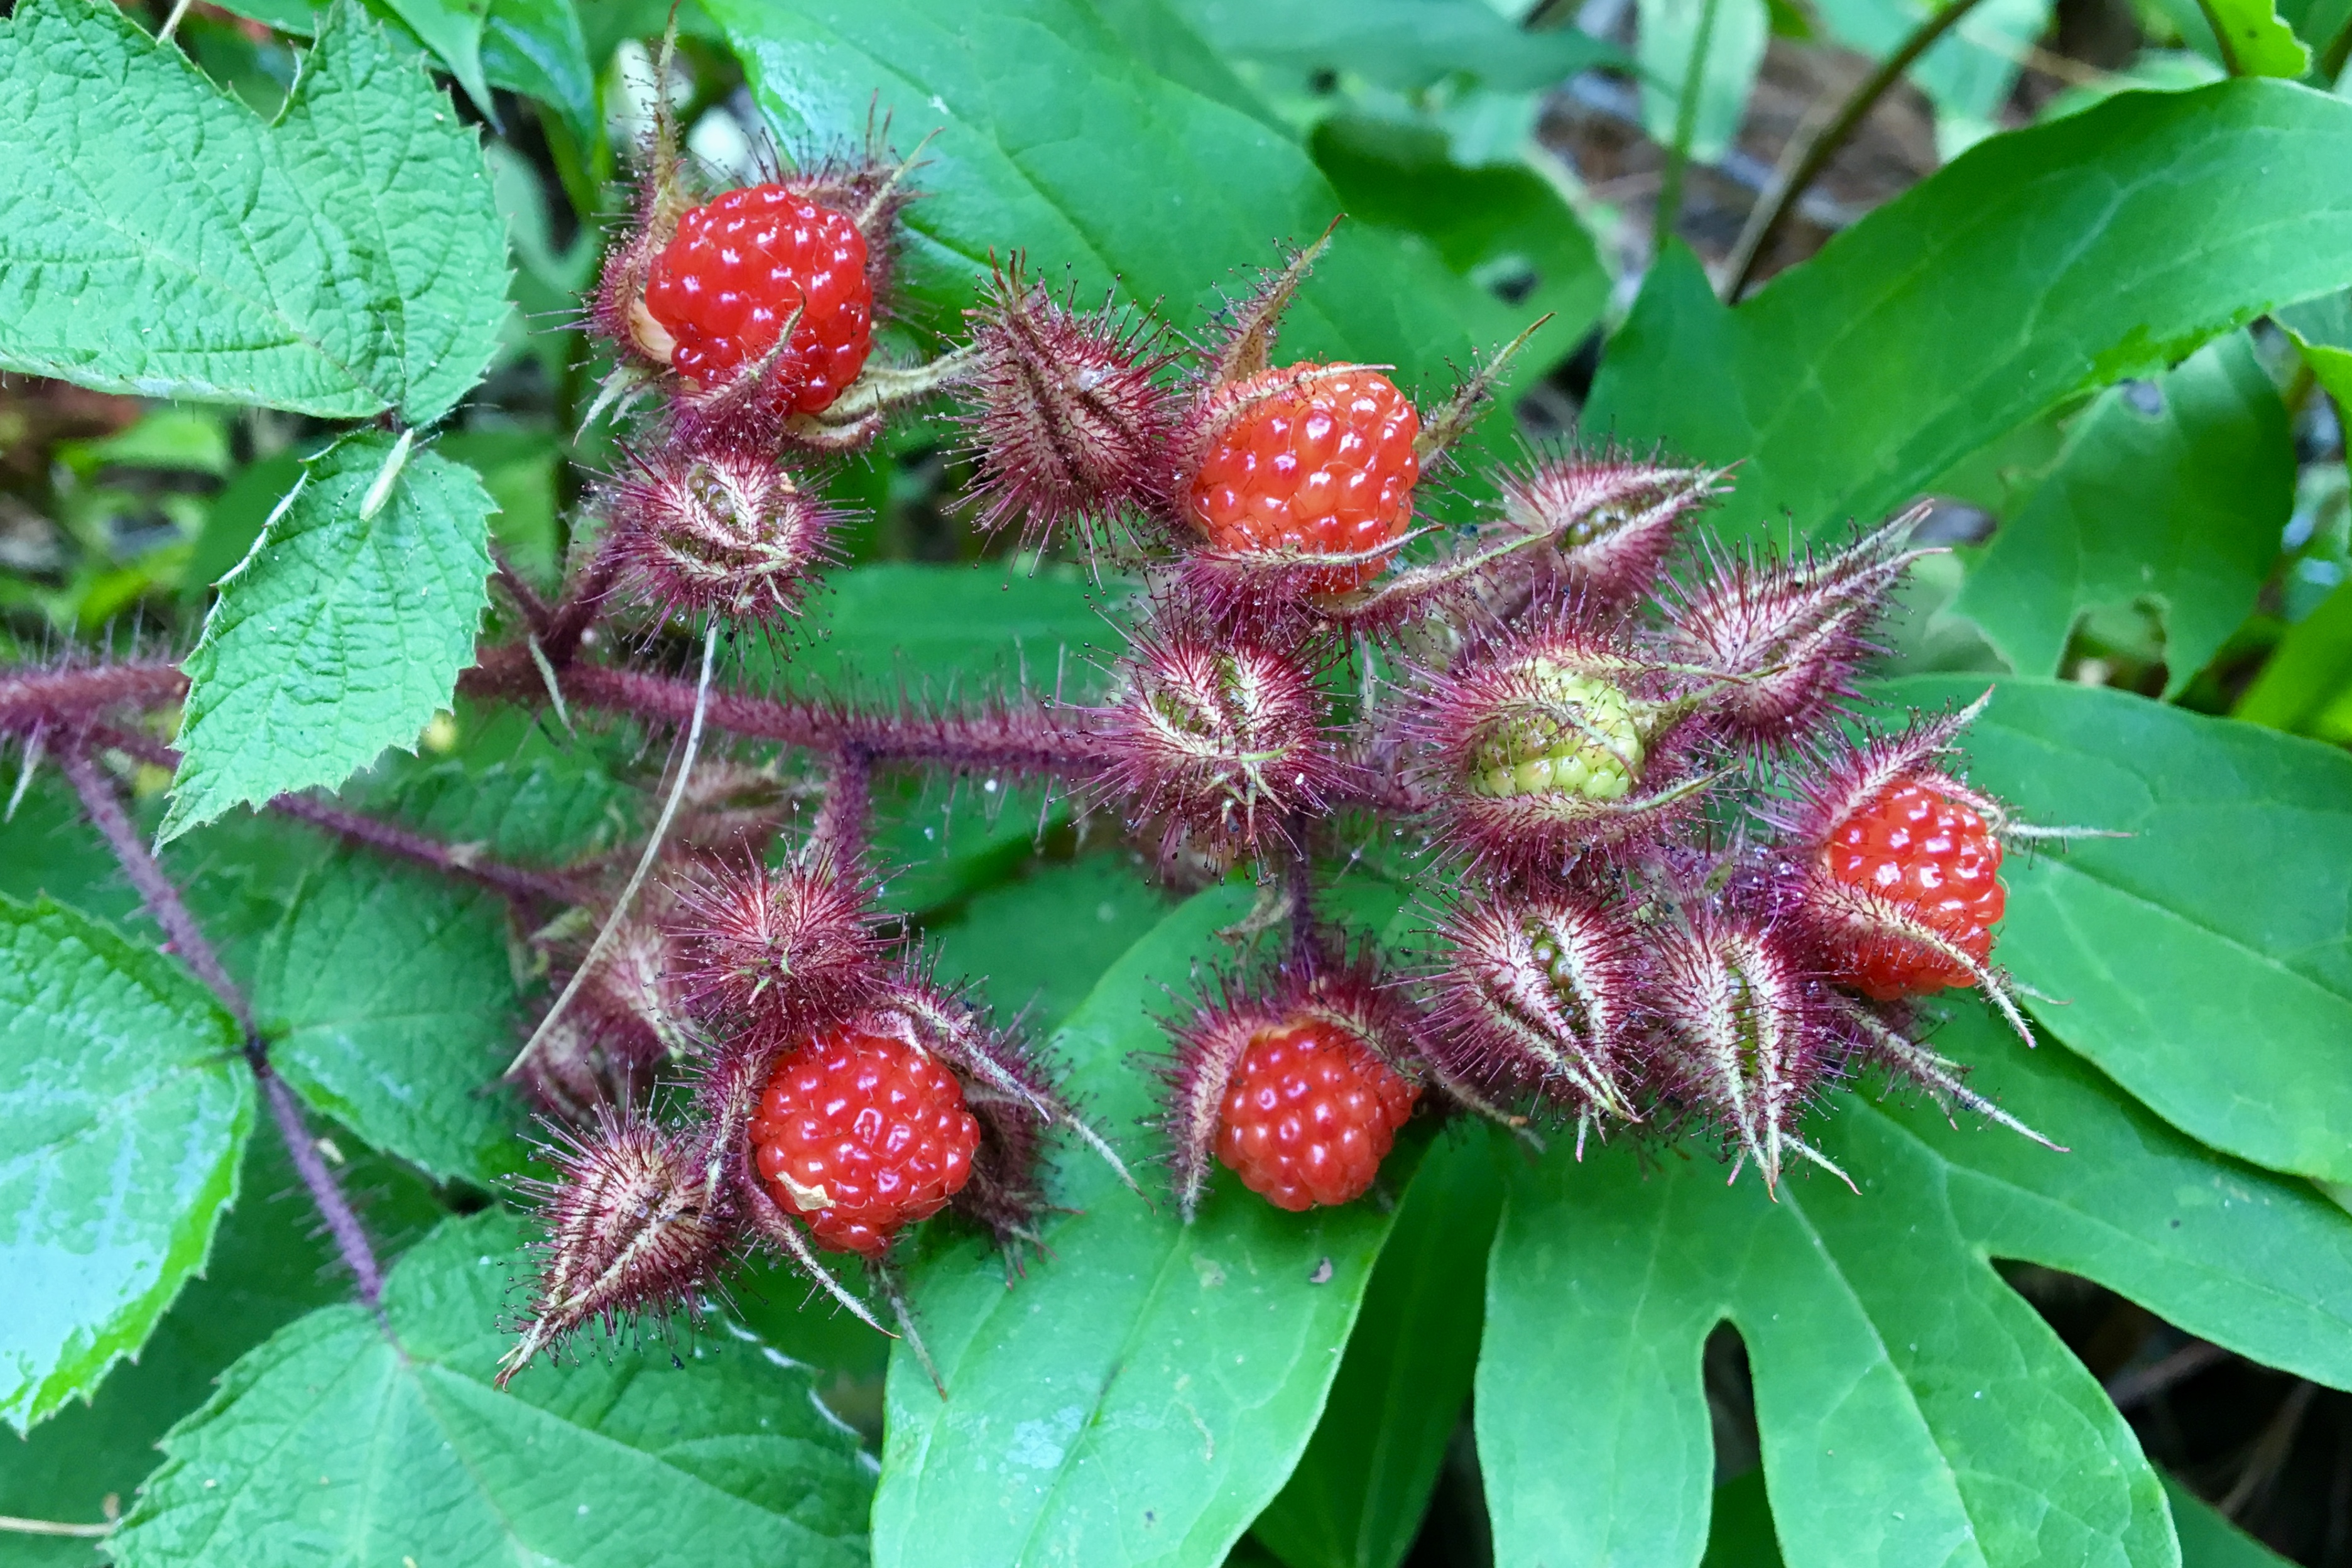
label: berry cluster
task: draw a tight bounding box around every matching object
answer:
[493,89,2067,1390]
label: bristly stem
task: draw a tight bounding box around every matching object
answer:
[61,746,251,1033]
[1283,812,1318,965]
[812,745,876,868]
[461,646,1116,776]
[60,743,387,1312]
[255,1060,386,1309]
[1721,0,1996,299]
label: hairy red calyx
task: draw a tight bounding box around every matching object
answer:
[499,1106,731,1386]
[962,259,1179,548]
[1650,913,1849,1195]
[668,852,888,1034]
[1097,625,1342,856]
[612,445,843,624]
[1425,891,1645,1127]
[1498,451,1727,605]
[1667,511,1931,749]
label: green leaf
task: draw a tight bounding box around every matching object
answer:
[1868,1003,2352,1390]
[379,0,496,119]
[477,0,597,149]
[2277,287,2352,409]
[872,886,1424,1568]
[249,853,525,1187]
[0,0,508,422]
[1307,114,1609,368]
[1478,1108,2176,1568]
[2159,1472,2296,1567]
[778,563,1131,701]
[927,853,1172,1035]
[107,1209,874,1568]
[1952,333,2293,697]
[162,432,497,842]
[1478,992,2352,1568]
[1164,0,1625,90]
[1480,984,2352,1568]
[2234,577,2352,741]
[707,0,1562,396]
[2197,0,2313,73]
[0,1128,447,1564]
[1584,82,2352,543]
[0,897,251,1434]
[1250,1125,1508,1568]
[379,754,633,866]
[1638,0,1770,163]
[1885,675,2352,1184]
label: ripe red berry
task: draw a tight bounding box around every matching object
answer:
[1822,778,2006,999]
[1189,366,1420,592]
[1214,1018,1420,1211]
[749,1028,981,1257]
[638,184,874,414]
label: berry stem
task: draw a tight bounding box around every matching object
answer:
[254,1058,388,1310]
[463,645,1116,775]
[60,743,388,1312]
[812,745,875,869]
[76,721,586,909]
[0,662,190,733]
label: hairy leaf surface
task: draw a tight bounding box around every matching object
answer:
[0,0,508,421]
[164,433,496,841]
[107,1210,874,1568]
[0,898,251,1433]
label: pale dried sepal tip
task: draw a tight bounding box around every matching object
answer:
[1839,1001,2065,1151]
[740,1176,896,1339]
[1411,313,1551,467]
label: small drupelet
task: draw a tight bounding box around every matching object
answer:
[1215,1018,1420,1211]
[750,1028,980,1257]
[1188,366,1420,592]
[637,183,874,415]
[1823,777,2006,999]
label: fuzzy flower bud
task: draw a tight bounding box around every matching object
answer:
[1648,913,1849,1194]
[668,854,887,1035]
[611,445,841,624]
[1425,891,1645,1124]
[1667,511,1927,749]
[499,1108,729,1385]
[1097,624,1342,854]
[1498,452,1725,605]
[962,261,1178,547]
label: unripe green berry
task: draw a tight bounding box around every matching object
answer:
[1466,664,1643,802]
